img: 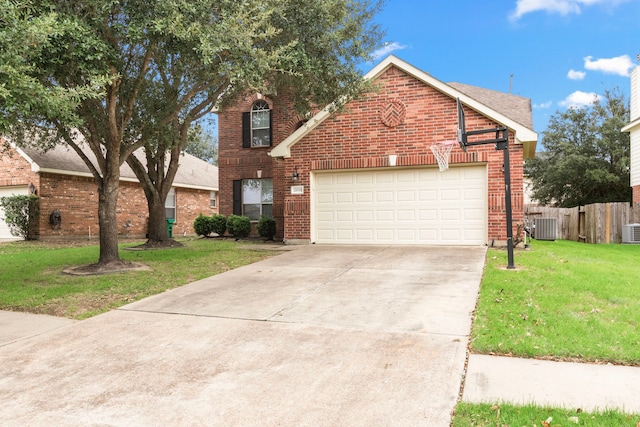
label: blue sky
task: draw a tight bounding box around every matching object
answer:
[369,0,640,142]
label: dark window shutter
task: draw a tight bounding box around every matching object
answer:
[233,180,242,215]
[268,110,273,147]
[242,112,251,148]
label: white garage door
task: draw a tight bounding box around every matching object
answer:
[312,165,487,245]
[0,186,29,239]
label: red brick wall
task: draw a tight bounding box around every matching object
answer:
[633,186,640,203]
[0,146,40,190]
[218,66,525,244]
[37,174,216,239]
[281,66,524,243]
[217,92,303,238]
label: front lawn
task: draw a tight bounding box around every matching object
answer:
[472,240,640,366]
[454,240,640,425]
[0,238,275,319]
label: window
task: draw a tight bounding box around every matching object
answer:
[165,188,176,220]
[242,100,272,148]
[210,191,217,208]
[239,179,272,220]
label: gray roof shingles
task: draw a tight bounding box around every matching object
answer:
[20,144,218,190]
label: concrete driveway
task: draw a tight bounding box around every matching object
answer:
[0,245,486,426]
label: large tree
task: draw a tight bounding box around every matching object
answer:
[3,0,380,267]
[526,88,631,207]
[4,0,382,266]
[124,0,384,246]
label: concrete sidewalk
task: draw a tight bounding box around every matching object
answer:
[0,310,76,347]
[463,353,640,414]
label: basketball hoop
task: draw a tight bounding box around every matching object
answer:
[430,140,457,171]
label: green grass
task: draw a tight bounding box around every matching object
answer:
[0,238,274,319]
[457,241,640,422]
[471,240,640,366]
[452,402,640,426]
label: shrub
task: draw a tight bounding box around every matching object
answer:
[210,214,227,236]
[0,195,39,240]
[193,213,213,237]
[227,214,251,238]
[257,216,276,240]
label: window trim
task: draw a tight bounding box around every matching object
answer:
[234,178,273,220]
[242,100,272,148]
[165,187,176,220]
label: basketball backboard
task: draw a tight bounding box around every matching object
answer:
[456,97,468,153]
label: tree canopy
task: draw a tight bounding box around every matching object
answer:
[525,88,631,207]
[2,0,384,265]
[0,0,105,134]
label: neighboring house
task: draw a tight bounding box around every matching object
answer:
[622,65,640,202]
[217,55,537,245]
[0,142,218,240]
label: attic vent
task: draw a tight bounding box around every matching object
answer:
[622,224,640,243]
[534,218,556,241]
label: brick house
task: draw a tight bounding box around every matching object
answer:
[217,55,537,245]
[623,65,640,202]
[0,142,218,240]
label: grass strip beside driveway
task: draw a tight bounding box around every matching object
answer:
[0,238,275,319]
[472,240,640,366]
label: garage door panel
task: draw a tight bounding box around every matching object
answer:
[376,210,394,221]
[376,191,394,202]
[313,166,486,245]
[397,190,415,202]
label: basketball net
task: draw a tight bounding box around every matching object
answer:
[430,140,457,171]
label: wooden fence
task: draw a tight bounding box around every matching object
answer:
[524,202,640,244]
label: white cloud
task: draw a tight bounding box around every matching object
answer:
[534,101,553,109]
[509,0,630,21]
[567,69,586,80]
[371,42,408,60]
[558,91,602,108]
[583,55,635,76]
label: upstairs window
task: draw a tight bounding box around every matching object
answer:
[242,100,272,148]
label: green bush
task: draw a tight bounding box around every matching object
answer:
[257,216,276,240]
[193,213,213,237]
[0,195,39,240]
[210,214,227,236]
[227,214,251,238]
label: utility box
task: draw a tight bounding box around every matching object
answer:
[534,218,557,241]
[622,224,640,243]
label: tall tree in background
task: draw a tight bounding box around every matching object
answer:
[4,0,383,266]
[185,124,217,165]
[526,88,631,207]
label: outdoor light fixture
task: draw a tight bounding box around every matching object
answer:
[292,167,299,182]
[388,154,397,167]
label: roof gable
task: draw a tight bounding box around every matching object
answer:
[269,55,537,159]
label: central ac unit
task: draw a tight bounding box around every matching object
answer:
[534,218,557,241]
[622,224,640,243]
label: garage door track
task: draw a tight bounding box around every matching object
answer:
[0,245,486,426]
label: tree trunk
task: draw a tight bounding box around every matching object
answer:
[146,191,170,241]
[97,175,123,266]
